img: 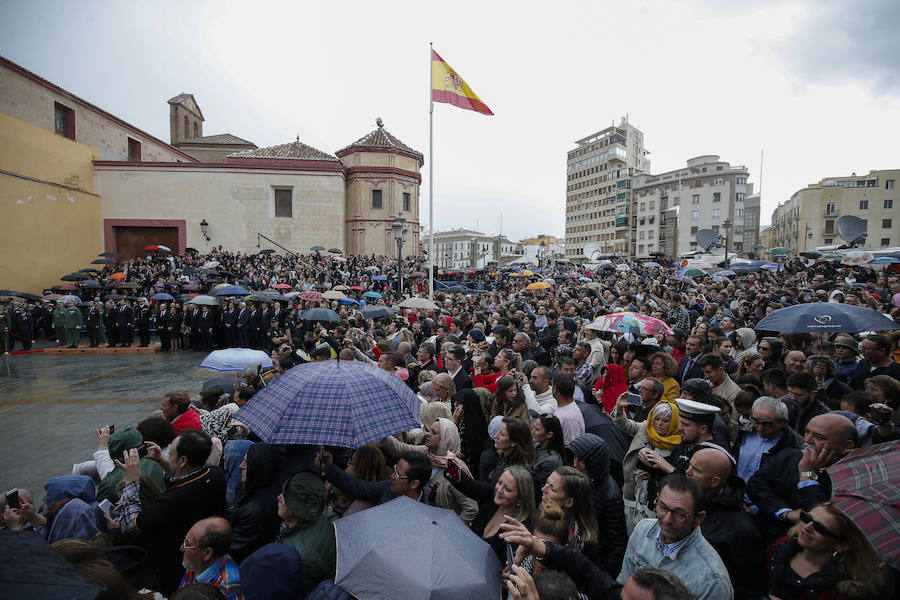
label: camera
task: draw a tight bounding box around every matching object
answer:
[869,406,893,426]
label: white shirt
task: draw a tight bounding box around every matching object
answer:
[523,384,557,415]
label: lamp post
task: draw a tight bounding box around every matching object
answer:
[722,218,733,266]
[200,219,210,241]
[391,213,407,296]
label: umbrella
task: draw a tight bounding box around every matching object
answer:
[526,282,551,291]
[411,271,426,278]
[258,249,276,255]
[332,285,350,291]
[668,275,699,287]
[446,285,467,293]
[104,293,124,300]
[339,298,360,305]
[333,496,502,600]
[108,272,127,281]
[827,440,900,568]
[98,251,122,258]
[518,269,535,277]
[202,260,221,269]
[143,244,159,251]
[157,245,172,252]
[235,360,421,447]
[364,266,380,272]
[0,529,102,600]
[188,295,220,306]
[41,293,61,301]
[709,269,736,277]
[751,244,767,249]
[62,273,89,281]
[300,307,341,322]
[615,264,631,272]
[151,292,174,301]
[682,268,706,278]
[361,305,394,320]
[310,245,326,251]
[643,262,661,268]
[78,268,99,273]
[185,247,199,254]
[201,348,273,372]
[53,284,79,291]
[766,247,791,255]
[323,290,346,300]
[398,297,439,310]
[79,280,103,289]
[328,248,343,254]
[57,294,81,304]
[649,251,667,256]
[372,275,388,281]
[202,375,236,392]
[872,257,900,264]
[755,303,900,334]
[363,291,382,299]
[800,251,823,259]
[349,285,366,291]
[841,251,875,266]
[91,258,116,265]
[115,282,140,289]
[182,283,201,291]
[586,312,673,336]
[270,283,291,290]
[300,291,323,301]
[333,255,347,262]
[213,285,251,296]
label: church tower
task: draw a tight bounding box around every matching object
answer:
[167,93,204,146]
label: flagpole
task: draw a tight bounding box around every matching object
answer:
[428,41,435,300]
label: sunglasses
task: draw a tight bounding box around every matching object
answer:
[799,511,840,539]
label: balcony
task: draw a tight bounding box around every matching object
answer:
[824,208,839,217]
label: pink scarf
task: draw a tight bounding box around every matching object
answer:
[427,418,472,478]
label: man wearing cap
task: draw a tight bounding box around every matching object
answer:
[832,336,859,384]
[686,447,764,599]
[639,398,723,477]
[52,301,67,346]
[276,472,335,595]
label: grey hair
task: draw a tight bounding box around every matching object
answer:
[752,395,789,421]
[650,400,673,419]
[644,377,665,400]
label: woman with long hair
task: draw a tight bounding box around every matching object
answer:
[766,503,890,600]
[649,352,680,403]
[490,375,531,425]
[341,443,387,516]
[473,348,522,393]
[464,465,536,562]
[531,415,564,488]
[737,352,765,380]
[541,466,600,562]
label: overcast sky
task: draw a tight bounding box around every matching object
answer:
[2,0,898,241]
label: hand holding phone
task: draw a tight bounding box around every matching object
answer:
[4,488,20,510]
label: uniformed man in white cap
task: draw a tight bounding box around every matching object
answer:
[638,398,726,477]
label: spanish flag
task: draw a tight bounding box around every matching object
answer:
[431,50,493,116]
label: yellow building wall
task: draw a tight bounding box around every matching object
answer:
[0,113,102,294]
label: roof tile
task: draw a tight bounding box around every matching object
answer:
[337,121,422,159]
[228,140,339,161]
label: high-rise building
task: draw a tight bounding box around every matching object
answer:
[631,155,757,258]
[771,169,899,254]
[565,116,650,260]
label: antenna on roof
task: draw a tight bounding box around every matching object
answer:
[296,134,299,142]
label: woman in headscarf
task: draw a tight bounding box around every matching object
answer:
[380,417,478,523]
[620,399,681,534]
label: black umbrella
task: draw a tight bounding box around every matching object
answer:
[185,247,199,254]
[61,274,86,281]
[78,268,99,273]
[328,248,343,254]
[361,305,395,320]
[202,270,222,276]
[203,376,236,392]
[300,307,341,322]
[91,259,116,265]
[98,252,122,258]
[0,530,101,599]
[258,249,276,255]
[310,246,326,251]
[649,251,666,257]
[80,280,103,289]
[0,290,41,301]
[219,271,238,278]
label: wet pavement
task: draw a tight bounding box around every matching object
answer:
[0,344,214,505]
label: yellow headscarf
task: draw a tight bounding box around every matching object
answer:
[644,399,681,450]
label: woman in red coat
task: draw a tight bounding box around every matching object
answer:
[592,364,627,413]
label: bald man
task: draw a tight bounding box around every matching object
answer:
[178,517,243,600]
[747,412,857,543]
[687,448,764,599]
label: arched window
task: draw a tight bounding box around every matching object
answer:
[193,122,199,138]
[184,116,189,138]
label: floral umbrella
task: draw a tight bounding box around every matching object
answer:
[300,291,323,301]
[585,311,673,336]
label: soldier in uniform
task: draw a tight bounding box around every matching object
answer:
[52,301,67,346]
[117,299,134,347]
[105,299,119,347]
[86,300,105,347]
[0,302,10,354]
[17,305,34,350]
[135,300,151,347]
[64,300,84,348]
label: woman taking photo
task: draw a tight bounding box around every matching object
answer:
[541,466,601,566]
[531,415,564,488]
[649,352,680,402]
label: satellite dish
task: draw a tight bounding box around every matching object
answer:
[582,242,602,259]
[835,215,868,247]
[695,229,718,252]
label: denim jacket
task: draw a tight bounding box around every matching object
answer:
[617,518,733,600]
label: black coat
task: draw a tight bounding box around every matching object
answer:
[767,536,849,600]
[229,444,287,563]
[677,353,705,384]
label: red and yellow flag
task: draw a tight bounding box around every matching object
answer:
[431,50,493,116]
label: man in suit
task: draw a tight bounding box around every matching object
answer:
[236,302,250,348]
[677,335,706,384]
[117,299,134,347]
[135,300,151,347]
[223,300,237,348]
[157,303,171,351]
[444,345,472,391]
[249,304,263,349]
[199,305,214,351]
[105,299,119,347]
[15,305,34,350]
[86,300,105,347]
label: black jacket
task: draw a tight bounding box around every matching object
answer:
[567,434,627,577]
[767,536,849,600]
[732,426,803,470]
[789,399,830,436]
[229,444,287,563]
[677,353,705,384]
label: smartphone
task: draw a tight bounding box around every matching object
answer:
[506,541,515,567]
[136,444,149,459]
[108,424,115,434]
[5,488,20,510]
[626,393,643,406]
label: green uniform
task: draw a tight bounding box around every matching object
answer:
[52,305,67,345]
[63,306,83,348]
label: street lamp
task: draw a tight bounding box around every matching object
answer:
[200,219,210,241]
[722,218,733,266]
[391,213,407,295]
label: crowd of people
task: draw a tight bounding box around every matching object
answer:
[3,246,900,600]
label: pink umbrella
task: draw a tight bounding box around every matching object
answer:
[42,293,61,301]
[333,256,347,262]
[300,291,323,301]
[585,312,673,336]
[183,283,201,291]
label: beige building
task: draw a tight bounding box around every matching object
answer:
[759,225,777,250]
[771,169,899,253]
[430,228,520,269]
[632,156,757,258]
[168,93,257,163]
[565,116,650,259]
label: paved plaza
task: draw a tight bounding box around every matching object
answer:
[0,345,207,503]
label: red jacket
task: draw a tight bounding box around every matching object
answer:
[171,407,203,434]
[593,363,627,413]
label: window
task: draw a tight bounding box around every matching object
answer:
[882,238,891,247]
[826,202,837,215]
[690,226,698,234]
[712,225,720,234]
[127,138,141,161]
[371,189,383,209]
[403,192,410,212]
[639,231,645,240]
[714,177,723,185]
[649,200,655,210]
[825,220,834,234]
[184,116,189,138]
[883,219,892,229]
[824,238,833,245]
[712,208,721,218]
[193,122,199,138]
[648,231,654,239]
[54,102,75,140]
[887,180,895,190]
[885,199,894,209]
[736,177,747,185]
[735,193,745,202]
[860,200,869,209]
[713,192,721,203]
[691,210,700,221]
[691,195,700,205]
[735,208,744,218]
[274,188,292,217]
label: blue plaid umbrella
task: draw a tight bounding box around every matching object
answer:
[234,360,421,448]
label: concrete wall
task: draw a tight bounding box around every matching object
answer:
[0,61,190,163]
[177,144,254,164]
[0,113,102,294]
[94,164,346,255]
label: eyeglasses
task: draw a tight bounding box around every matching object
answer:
[750,416,778,428]
[392,465,408,479]
[799,511,840,539]
[656,501,695,522]
[182,538,207,550]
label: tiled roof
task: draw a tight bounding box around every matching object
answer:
[167,93,193,104]
[228,140,339,161]
[194,133,255,146]
[337,121,423,159]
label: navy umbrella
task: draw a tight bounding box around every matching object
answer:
[0,530,100,599]
[98,252,122,258]
[79,280,103,289]
[213,285,250,296]
[755,303,900,334]
[91,258,117,265]
[151,292,174,301]
[300,307,341,322]
[0,290,41,301]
